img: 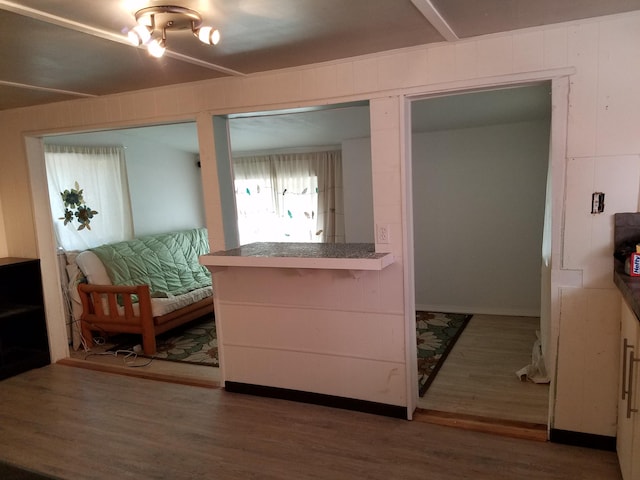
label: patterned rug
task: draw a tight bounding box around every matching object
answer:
[417,311,472,397]
[109,315,218,366]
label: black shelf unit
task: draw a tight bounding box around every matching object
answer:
[0,257,50,380]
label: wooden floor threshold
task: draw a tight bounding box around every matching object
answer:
[57,358,220,390]
[414,408,548,442]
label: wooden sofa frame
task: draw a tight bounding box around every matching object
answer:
[78,283,214,355]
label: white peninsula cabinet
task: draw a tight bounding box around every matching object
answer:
[618,298,640,480]
[200,243,403,416]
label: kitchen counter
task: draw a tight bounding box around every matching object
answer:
[200,242,394,271]
[614,259,640,323]
[198,242,406,413]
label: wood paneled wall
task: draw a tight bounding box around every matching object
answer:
[1,11,640,433]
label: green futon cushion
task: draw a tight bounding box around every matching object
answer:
[90,228,211,297]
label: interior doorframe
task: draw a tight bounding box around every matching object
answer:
[25,135,69,362]
[24,115,205,363]
[400,70,572,429]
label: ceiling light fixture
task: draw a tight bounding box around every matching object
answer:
[127,5,220,58]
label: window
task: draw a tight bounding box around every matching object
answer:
[233,151,344,245]
[235,175,319,243]
[44,145,133,251]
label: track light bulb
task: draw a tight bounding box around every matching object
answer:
[196,26,220,45]
[147,38,166,58]
[127,24,151,46]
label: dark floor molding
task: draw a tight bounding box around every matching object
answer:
[225,381,407,419]
[0,459,59,479]
[550,428,616,451]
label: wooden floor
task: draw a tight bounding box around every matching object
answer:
[69,314,548,429]
[0,365,622,480]
[418,314,550,425]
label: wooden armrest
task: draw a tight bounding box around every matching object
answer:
[78,282,156,354]
[77,283,153,320]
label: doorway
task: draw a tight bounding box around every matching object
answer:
[35,122,213,367]
[409,84,552,426]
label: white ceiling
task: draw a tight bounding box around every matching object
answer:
[1,0,639,111]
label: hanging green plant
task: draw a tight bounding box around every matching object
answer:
[75,205,98,230]
[61,184,84,208]
[61,208,74,226]
[58,181,98,231]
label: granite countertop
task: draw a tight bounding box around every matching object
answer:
[200,242,394,271]
[614,259,640,323]
[613,213,640,323]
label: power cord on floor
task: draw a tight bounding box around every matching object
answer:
[84,349,154,368]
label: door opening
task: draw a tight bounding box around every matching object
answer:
[408,83,552,426]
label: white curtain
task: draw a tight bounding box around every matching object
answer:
[45,145,134,350]
[45,145,133,251]
[312,151,344,243]
[233,150,344,244]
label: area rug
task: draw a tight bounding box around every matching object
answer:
[417,311,472,397]
[108,314,218,366]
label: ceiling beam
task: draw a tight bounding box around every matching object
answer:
[0,80,97,98]
[410,0,459,42]
[0,0,246,76]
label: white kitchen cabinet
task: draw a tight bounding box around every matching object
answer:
[618,298,640,480]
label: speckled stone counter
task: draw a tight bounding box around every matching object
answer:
[615,260,640,324]
[614,213,640,324]
[200,242,394,271]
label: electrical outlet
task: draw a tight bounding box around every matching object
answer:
[377,224,390,244]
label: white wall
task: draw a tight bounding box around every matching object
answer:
[342,137,374,243]
[412,120,550,316]
[46,130,206,237]
[213,116,240,249]
[126,144,204,236]
[555,155,640,436]
[2,11,640,433]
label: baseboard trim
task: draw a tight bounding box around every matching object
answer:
[549,428,616,451]
[57,358,220,390]
[414,409,548,442]
[224,381,407,419]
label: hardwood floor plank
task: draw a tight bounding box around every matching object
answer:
[418,314,549,425]
[69,314,547,426]
[0,365,620,479]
